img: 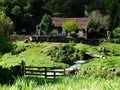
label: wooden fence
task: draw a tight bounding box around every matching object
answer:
[21,61,66,79]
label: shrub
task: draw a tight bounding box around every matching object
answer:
[87,10,110,38]
[45,44,82,65]
[0,11,14,53]
[97,46,109,56]
[79,69,120,78]
[112,27,120,38]
[70,33,77,38]
[11,45,26,55]
[109,38,120,44]
[79,49,87,60]
[36,14,54,35]
[0,65,22,84]
[68,41,76,47]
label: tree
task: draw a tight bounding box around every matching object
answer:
[0,0,48,34]
[88,0,106,14]
[0,11,14,53]
[36,14,54,35]
[45,0,92,17]
[87,10,110,38]
[62,20,78,36]
[105,0,120,29]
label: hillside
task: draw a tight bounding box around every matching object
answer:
[0,41,120,69]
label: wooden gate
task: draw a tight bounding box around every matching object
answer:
[21,61,66,79]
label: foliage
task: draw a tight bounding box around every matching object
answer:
[0,0,119,35]
[87,10,110,38]
[88,0,106,14]
[46,44,88,64]
[0,66,14,84]
[109,38,120,44]
[79,48,87,60]
[97,46,109,56]
[112,27,120,38]
[36,14,54,34]
[62,20,78,32]
[68,41,76,47]
[105,0,120,29]
[45,0,92,17]
[0,0,47,34]
[0,65,22,84]
[62,20,78,37]
[11,45,26,55]
[0,11,14,53]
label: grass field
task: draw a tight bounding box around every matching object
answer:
[0,41,120,89]
[0,75,120,90]
[0,41,120,68]
[0,42,68,68]
[82,56,120,68]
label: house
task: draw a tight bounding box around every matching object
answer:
[52,17,88,39]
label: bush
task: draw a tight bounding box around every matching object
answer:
[45,44,82,65]
[109,38,120,44]
[0,11,14,53]
[70,33,77,38]
[11,45,26,55]
[87,10,109,38]
[79,69,120,78]
[112,27,120,38]
[79,49,87,60]
[68,41,76,47]
[97,46,110,56]
[0,65,22,84]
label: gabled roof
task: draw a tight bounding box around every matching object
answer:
[52,17,88,29]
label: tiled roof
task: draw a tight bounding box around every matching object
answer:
[52,17,88,29]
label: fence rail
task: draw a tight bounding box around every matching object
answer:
[21,61,66,79]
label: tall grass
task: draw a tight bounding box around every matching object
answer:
[0,75,120,90]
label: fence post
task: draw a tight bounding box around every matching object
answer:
[53,71,56,79]
[45,67,47,79]
[64,68,66,76]
[21,60,25,77]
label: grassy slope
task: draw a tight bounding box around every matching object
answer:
[78,42,120,68]
[0,41,120,68]
[75,42,120,55]
[82,56,120,68]
[0,42,120,89]
[0,42,68,68]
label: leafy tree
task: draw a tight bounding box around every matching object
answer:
[62,20,78,36]
[0,0,48,34]
[105,0,120,29]
[46,0,92,17]
[36,14,54,35]
[88,0,106,14]
[0,11,14,53]
[87,10,110,38]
